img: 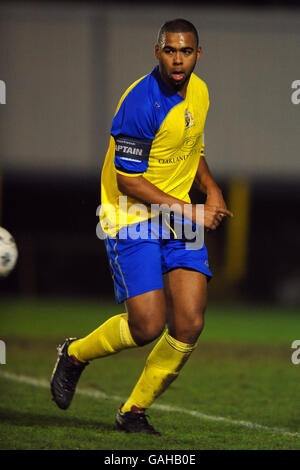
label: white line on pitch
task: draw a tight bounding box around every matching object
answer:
[0,370,299,439]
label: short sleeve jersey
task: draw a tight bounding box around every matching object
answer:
[100,66,209,236]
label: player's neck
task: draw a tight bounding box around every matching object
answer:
[163,77,189,99]
[177,83,188,99]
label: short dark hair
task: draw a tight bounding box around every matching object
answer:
[157,19,199,47]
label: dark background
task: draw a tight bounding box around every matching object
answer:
[0,0,300,306]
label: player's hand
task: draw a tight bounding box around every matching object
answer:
[204,187,233,230]
[191,204,233,230]
[203,204,233,230]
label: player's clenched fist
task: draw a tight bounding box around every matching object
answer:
[204,205,233,230]
[191,204,233,230]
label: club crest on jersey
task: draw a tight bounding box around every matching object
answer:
[184,109,194,129]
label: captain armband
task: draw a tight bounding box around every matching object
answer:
[114,134,152,174]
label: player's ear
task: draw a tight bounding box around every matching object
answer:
[154,44,160,60]
[196,46,202,61]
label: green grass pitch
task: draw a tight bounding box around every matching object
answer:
[0,298,299,450]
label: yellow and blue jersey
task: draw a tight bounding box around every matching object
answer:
[101,65,209,236]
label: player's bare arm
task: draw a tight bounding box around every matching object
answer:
[117,173,187,211]
[116,172,229,230]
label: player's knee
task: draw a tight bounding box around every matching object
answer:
[186,317,205,341]
[129,319,165,346]
[189,308,205,335]
[193,315,205,336]
[171,308,205,344]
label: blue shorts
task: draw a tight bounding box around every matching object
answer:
[104,215,212,304]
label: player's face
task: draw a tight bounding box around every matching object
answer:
[155,32,202,94]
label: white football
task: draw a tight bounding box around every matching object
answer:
[0,227,18,277]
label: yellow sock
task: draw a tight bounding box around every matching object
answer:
[121,331,197,412]
[68,313,137,363]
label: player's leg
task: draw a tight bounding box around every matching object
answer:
[51,229,166,410]
[117,227,211,433]
[67,231,166,362]
[124,288,166,346]
[68,288,166,362]
[51,288,166,411]
[119,268,206,415]
[115,227,210,434]
[164,268,207,343]
[115,288,168,435]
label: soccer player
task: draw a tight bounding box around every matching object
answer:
[51,18,232,435]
